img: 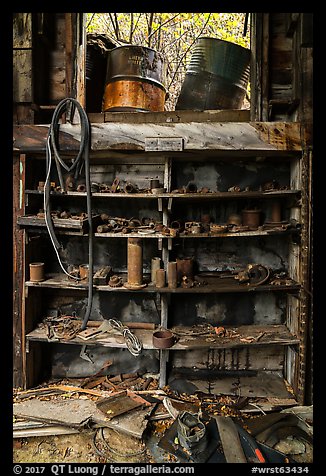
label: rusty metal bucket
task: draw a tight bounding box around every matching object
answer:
[103,45,167,112]
[176,37,251,110]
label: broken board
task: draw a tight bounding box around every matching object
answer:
[13,398,154,439]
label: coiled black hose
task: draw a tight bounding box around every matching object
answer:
[44,98,93,331]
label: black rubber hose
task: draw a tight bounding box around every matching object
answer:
[45,98,93,331]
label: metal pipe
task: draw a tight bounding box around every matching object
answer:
[168,261,177,289]
[127,238,143,286]
[156,269,166,288]
[151,257,161,284]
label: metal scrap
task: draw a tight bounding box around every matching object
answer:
[43,315,81,340]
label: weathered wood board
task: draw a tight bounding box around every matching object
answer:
[13,122,302,154]
[13,398,154,438]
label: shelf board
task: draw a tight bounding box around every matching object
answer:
[18,224,297,239]
[25,189,301,200]
[17,214,101,233]
[25,273,301,294]
[26,324,299,350]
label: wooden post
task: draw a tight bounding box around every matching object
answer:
[13,154,26,388]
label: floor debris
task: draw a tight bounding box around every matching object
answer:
[13,378,313,463]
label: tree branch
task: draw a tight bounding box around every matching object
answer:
[168,13,212,90]
[147,12,154,47]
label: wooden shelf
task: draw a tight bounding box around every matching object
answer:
[25,189,300,200]
[17,214,101,233]
[25,273,301,294]
[26,324,299,351]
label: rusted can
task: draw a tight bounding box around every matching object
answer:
[176,37,250,110]
[153,329,175,348]
[242,209,261,228]
[271,200,282,223]
[103,45,167,112]
[29,262,45,282]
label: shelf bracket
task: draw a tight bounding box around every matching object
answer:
[157,198,163,212]
[167,197,173,211]
[26,338,30,353]
[168,238,173,251]
[158,238,163,251]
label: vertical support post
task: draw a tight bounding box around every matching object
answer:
[13,154,26,388]
[158,156,172,388]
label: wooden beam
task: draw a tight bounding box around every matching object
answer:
[13,13,32,49]
[13,50,33,103]
[13,121,302,154]
[13,154,26,388]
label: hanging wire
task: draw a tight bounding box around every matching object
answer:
[44,98,93,330]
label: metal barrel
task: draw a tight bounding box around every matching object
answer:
[176,37,251,111]
[103,45,167,112]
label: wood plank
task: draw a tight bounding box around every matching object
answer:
[214,416,247,463]
[13,154,26,388]
[14,425,80,438]
[13,399,153,438]
[100,109,251,124]
[25,273,301,294]
[13,50,33,102]
[171,346,285,371]
[25,189,301,199]
[13,122,302,154]
[190,372,294,399]
[13,13,32,48]
[26,324,299,351]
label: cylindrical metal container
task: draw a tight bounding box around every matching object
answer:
[168,262,178,289]
[176,257,194,284]
[151,257,161,284]
[176,37,251,110]
[29,262,45,282]
[126,238,143,287]
[242,209,261,228]
[103,45,167,112]
[156,269,166,288]
[152,329,175,349]
[271,200,282,223]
